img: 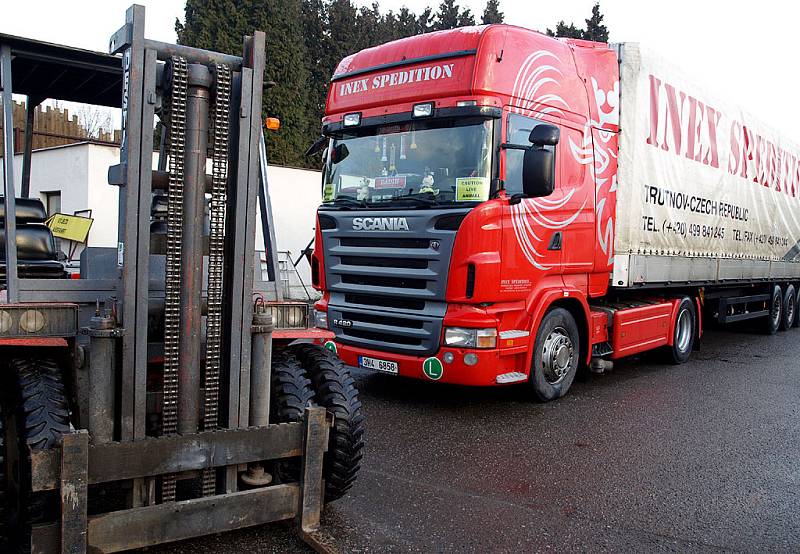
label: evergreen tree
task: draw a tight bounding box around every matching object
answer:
[583,3,609,42]
[416,6,435,33]
[434,0,461,30]
[481,0,504,24]
[177,0,314,167]
[546,3,610,42]
[546,20,583,39]
[457,8,475,27]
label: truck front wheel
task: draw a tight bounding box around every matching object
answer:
[781,285,796,330]
[669,297,696,364]
[530,308,580,402]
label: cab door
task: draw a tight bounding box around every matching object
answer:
[500,111,563,291]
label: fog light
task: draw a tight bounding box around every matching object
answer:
[463,353,478,366]
[19,310,45,333]
[443,351,454,364]
[412,102,434,118]
[343,112,361,126]
[0,311,12,334]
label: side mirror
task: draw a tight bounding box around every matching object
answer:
[522,148,555,197]
[330,143,349,164]
[529,124,560,146]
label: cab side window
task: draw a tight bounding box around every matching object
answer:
[504,113,557,195]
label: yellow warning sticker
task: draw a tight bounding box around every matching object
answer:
[322,183,335,202]
[45,213,93,243]
[455,177,490,202]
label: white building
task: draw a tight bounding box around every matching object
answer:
[9,142,322,299]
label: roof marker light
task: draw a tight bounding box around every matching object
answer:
[457,100,477,107]
[413,102,434,118]
[343,112,361,127]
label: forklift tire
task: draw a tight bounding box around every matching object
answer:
[530,308,580,402]
[668,297,696,364]
[765,284,782,335]
[0,402,8,552]
[292,344,365,503]
[269,349,315,485]
[781,285,796,331]
[10,356,71,553]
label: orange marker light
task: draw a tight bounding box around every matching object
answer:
[265,117,281,131]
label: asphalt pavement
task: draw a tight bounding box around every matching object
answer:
[151,325,800,553]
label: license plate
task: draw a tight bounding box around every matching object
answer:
[358,355,398,374]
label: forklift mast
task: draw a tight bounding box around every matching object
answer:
[0,5,353,552]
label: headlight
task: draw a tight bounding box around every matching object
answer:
[443,327,497,349]
[313,309,328,330]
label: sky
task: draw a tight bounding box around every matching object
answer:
[1,0,798,144]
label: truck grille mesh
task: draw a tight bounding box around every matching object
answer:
[322,210,464,355]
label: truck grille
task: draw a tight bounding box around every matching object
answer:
[321,209,466,356]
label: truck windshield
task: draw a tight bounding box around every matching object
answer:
[322,117,494,207]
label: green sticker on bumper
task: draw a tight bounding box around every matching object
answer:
[422,357,443,380]
[324,341,337,354]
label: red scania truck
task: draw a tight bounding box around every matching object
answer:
[309,24,800,400]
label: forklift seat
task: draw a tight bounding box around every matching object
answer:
[0,197,66,281]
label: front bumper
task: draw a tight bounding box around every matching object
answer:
[331,340,529,386]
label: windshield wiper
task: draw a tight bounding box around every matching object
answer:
[388,194,437,207]
[327,196,366,209]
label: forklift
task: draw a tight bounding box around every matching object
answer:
[0,5,363,552]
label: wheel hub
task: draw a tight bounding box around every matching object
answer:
[541,327,574,385]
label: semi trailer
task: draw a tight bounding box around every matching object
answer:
[1,5,362,551]
[309,24,800,400]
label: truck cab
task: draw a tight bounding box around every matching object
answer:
[311,25,625,397]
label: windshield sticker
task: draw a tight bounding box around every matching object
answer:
[456,177,490,202]
[322,183,335,202]
[375,176,406,189]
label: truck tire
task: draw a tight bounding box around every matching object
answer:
[269,349,315,486]
[530,308,580,402]
[781,285,796,330]
[794,284,800,328]
[765,284,782,335]
[10,356,71,553]
[668,297,696,364]
[292,343,365,503]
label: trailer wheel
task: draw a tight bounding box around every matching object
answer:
[781,285,796,330]
[9,356,71,553]
[530,308,580,402]
[765,284,782,335]
[794,284,800,328]
[292,343,365,503]
[668,297,696,364]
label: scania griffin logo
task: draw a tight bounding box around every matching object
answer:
[351,217,410,231]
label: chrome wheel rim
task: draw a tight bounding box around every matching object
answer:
[541,326,575,385]
[675,308,692,353]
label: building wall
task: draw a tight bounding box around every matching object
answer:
[7,142,322,299]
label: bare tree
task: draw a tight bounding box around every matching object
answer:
[75,103,114,139]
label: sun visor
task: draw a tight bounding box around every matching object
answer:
[327,51,477,115]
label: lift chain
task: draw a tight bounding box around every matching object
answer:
[161,55,188,503]
[201,63,232,496]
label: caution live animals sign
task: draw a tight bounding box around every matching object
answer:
[46,213,93,244]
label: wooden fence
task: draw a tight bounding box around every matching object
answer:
[0,100,120,156]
